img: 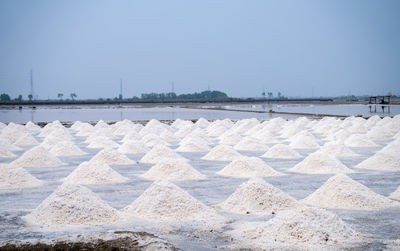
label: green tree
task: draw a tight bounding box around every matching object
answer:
[0,93,11,101]
[70,93,77,100]
[17,94,23,101]
[57,93,63,100]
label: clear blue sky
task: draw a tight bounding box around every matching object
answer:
[0,0,399,99]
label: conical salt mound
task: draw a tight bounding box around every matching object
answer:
[355,150,400,171]
[175,141,211,152]
[140,145,186,164]
[64,160,129,184]
[290,152,353,174]
[318,142,358,158]
[217,157,282,178]
[141,158,206,181]
[91,148,135,165]
[11,146,64,168]
[0,164,43,189]
[227,207,361,250]
[118,140,149,154]
[261,144,302,159]
[344,134,378,147]
[50,141,87,156]
[219,178,300,215]
[202,145,242,161]
[233,137,269,152]
[0,147,16,158]
[289,135,320,149]
[195,118,210,128]
[122,180,221,224]
[23,182,121,226]
[25,121,41,132]
[389,186,400,200]
[303,174,400,210]
[87,137,120,149]
[14,133,39,146]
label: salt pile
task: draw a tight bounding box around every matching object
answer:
[227,207,362,250]
[179,135,211,147]
[1,123,29,142]
[219,132,242,145]
[0,138,21,151]
[389,186,400,200]
[261,144,302,159]
[160,130,180,142]
[303,174,399,210]
[140,145,187,164]
[0,147,16,158]
[118,140,149,154]
[366,126,395,141]
[14,133,39,146]
[122,180,222,224]
[355,150,400,171]
[50,141,87,156]
[217,157,282,178]
[75,123,95,137]
[344,134,378,147]
[233,137,269,151]
[12,146,64,168]
[64,160,129,184]
[142,158,206,181]
[141,133,170,147]
[290,152,353,174]
[289,134,320,149]
[325,129,352,142]
[175,141,211,152]
[251,130,279,144]
[0,164,42,189]
[121,131,142,142]
[202,145,242,161]
[219,178,299,215]
[318,141,358,158]
[24,182,121,226]
[87,136,120,149]
[91,148,135,165]
[195,118,210,128]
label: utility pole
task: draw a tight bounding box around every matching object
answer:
[119,78,123,100]
[30,69,34,100]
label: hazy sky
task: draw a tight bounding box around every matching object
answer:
[0,0,399,99]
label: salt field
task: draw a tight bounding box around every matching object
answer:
[0,115,400,250]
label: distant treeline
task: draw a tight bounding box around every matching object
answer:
[138,90,229,101]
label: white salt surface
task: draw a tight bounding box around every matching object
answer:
[175,141,211,152]
[261,143,302,159]
[141,158,206,181]
[91,148,135,166]
[290,152,354,174]
[303,174,400,210]
[202,145,242,161]
[87,137,120,149]
[217,157,282,178]
[0,147,16,158]
[289,134,320,149]
[11,146,64,168]
[122,180,223,225]
[219,178,300,215]
[50,141,87,156]
[118,140,149,154]
[64,161,129,184]
[344,134,379,147]
[0,164,42,189]
[227,207,362,250]
[233,137,269,151]
[140,145,187,164]
[23,182,121,226]
[356,151,400,171]
[390,186,400,200]
[14,133,39,146]
[318,141,359,158]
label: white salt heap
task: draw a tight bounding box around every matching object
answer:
[12,146,64,168]
[219,132,242,145]
[122,180,222,225]
[87,136,120,149]
[344,134,378,147]
[195,118,210,128]
[290,152,353,174]
[303,174,399,210]
[202,145,242,161]
[179,135,211,147]
[0,147,16,158]
[355,150,400,171]
[217,157,282,178]
[24,182,121,226]
[25,121,41,132]
[261,144,302,159]
[175,141,211,152]
[140,145,187,164]
[118,140,149,154]
[50,141,87,156]
[121,131,142,142]
[318,141,358,158]
[64,160,129,184]
[389,186,400,200]
[289,134,320,149]
[0,164,43,189]
[91,148,135,166]
[14,133,39,146]
[142,158,206,181]
[219,178,300,215]
[324,129,351,142]
[233,137,269,152]
[227,207,362,250]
